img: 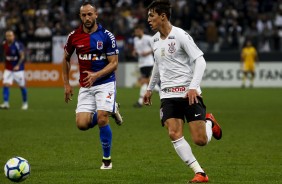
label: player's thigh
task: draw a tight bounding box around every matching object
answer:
[184,97,207,143]
[95,81,116,113]
[189,120,207,144]
[184,96,206,123]
[160,98,185,127]
[76,112,92,125]
[244,63,252,72]
[3,69,14,85]
[13,71,26,87]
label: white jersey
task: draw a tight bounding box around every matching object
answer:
[133,34,154,68]
[149,26,204,99]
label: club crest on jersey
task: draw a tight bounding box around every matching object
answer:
[97,41,103,50]
[168,42,176,53]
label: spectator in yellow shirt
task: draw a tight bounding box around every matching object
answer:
[241,40,258,88]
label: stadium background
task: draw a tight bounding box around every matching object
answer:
[0,0,281,87]
[0,1,282,184]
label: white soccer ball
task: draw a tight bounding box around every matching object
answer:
[4,157,30,182]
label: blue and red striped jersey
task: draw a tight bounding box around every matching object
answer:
[2,40,24,71]
[64,24,119,87]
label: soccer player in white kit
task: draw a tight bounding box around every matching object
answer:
[132,24,159,108]
[143,1,222,183]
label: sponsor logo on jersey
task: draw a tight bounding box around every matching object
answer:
[97,41,103,50]
[168,42,176,54]
[168,36,175,39]
[154,38,159,42]
[78,53,106,61]
[6,56,18,61]
[162,86,187,93]
[104,30,116,48]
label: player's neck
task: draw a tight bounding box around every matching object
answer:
[159,22,172,40]
[83,23,98,34]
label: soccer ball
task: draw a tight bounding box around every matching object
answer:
[4,157,30,182]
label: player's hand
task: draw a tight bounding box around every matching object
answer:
[83,71,98,88]
[143,90,152,106]
[64,84,73,103]
[185,89,199,105]
[13,65,20,71]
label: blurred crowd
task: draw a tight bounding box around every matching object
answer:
[0,0,282,60]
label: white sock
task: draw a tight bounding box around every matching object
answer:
[206,120,213,143]
[189,160,205,174]
[172,137,204,173]
[138,83,147,105]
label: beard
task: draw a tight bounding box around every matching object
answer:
[84,20,96,30]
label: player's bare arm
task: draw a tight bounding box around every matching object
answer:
[62,51,73,103]
[13,51,24,71]
[83,54,118,88]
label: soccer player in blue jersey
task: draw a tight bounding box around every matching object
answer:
[62,1,123,169]
[0,30,28,110]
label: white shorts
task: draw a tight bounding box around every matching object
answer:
[76,81,116,113]
[3,69,26,87]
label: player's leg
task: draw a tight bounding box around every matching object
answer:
[184,97,210,182]
[161,98,208,183]
[97,110,112,169]
[134,67,149,108]
[242,63,248,88]
[14,71,28,110]
[95,81,120,169]
[0,70,13,109]
[249,64,255,88]
[75,87,98,130]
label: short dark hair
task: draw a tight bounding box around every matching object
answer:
[147,0,172,20]
[81,0,96,8]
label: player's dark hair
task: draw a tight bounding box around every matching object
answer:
[81,0,96,9]
[147,0,172,20]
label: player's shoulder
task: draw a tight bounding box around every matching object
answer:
[14,40,24,49]
[143,34,152,39]
[172,26,190,39]
[67,26,82,39]
[151,32,160,45]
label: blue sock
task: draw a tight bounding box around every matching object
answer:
[20,87,27,103]
[99,124,112,158]
[3,86,9,102]
[89,112,98,128]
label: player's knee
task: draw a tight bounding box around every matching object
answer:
[76,121,89,130]
[168,130,182,141]
[76,116,90,131]
[97,113,109,127]
[193,136,208,146]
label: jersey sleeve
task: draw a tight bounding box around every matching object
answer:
[180,30,203,63]
[15,42,24,53]
[145,35,153,49]
[64,31,75,56]
[105,30,119,56]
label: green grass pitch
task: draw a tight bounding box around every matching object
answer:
[0,87,281,184]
